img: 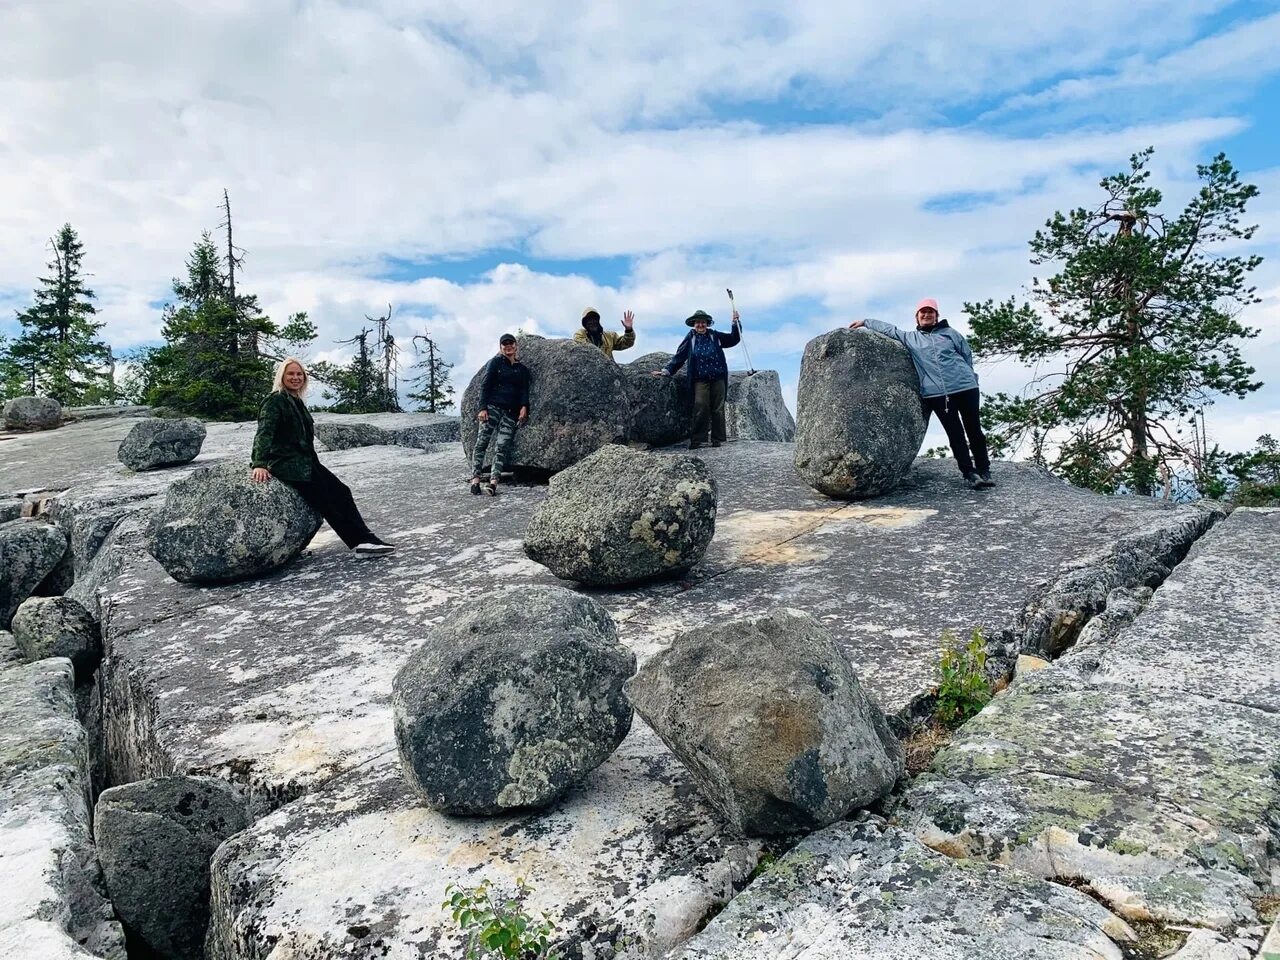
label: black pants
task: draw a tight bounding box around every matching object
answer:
[922,387,990,476]
[284,460,375,549]
[691,379,727,445]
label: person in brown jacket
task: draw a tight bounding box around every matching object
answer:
[574,307,636,359]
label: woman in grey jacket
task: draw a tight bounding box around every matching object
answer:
[850,298,994,489]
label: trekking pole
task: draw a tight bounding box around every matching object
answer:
[726,288,755,374]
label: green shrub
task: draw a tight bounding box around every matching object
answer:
[444,878,557,960]
[935,628,993,728]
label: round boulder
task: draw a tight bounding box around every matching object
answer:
[523,445,716,585]
[1,519,69,629]
[727,370,796,442]
[3,395,62,431]
[146,462,322,584]
[313,421,390,451]
[392,585,635,814]
[117,417,207,471]
[622,351,692,447]
[95,776,251,960]
[461,335,630,474]
[793,328,926,498]
[625,608,904,836]
[11,596,100,680]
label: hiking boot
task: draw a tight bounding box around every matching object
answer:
[355,542,395,557]
[484,482,499,496]
[977,471,996,488]
[469,478,482,495]
[689,442,703,450]
[963,471,984,490]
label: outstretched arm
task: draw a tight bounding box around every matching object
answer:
[858,317,908,343]
[661,334,692,376]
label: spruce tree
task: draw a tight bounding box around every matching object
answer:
[407,331,455,412]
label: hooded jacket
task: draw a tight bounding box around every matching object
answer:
[862,317,978,398]
[573,314,635,359]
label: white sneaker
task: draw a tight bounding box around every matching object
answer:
[355,542,395,556]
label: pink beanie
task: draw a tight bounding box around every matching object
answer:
[915,298,939,314]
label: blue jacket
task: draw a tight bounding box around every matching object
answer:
[663,324,742,383]
[862,318,978,398]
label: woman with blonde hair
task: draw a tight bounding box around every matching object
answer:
[249,357,395,555]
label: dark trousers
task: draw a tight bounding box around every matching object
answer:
[284,460,375,548]
[691,379,727,445]
[922,387,990,476]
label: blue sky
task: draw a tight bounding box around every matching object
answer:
[1,0,1278,452]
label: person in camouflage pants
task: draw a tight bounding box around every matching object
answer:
[470,333,530,495]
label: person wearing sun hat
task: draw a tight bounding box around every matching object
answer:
[849,298,994,489]
[574,306,636,359]
[652,308,742,449]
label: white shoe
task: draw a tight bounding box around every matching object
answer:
[355,542,395,556]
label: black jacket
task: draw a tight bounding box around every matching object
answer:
[479,356,530,414]
[250,392,315,482]
[663,324,741,384]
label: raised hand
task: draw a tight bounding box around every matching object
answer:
[622,310,635,330]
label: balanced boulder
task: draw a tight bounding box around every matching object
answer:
[524,445,716,585]
[793,328,926,498]
[314,421,391,451]
[392,585,635,814]
[95,776,251,960]
[461,335,630,474]
[1,519,69,628]
[3,395,62,431]
[727,370,796,442]
[626,608,904,836]
[622,351,692,447]
[11,596,100,680]
[117,417,206,471]
[146,463,322,584]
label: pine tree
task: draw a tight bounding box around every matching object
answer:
[967,149,1262,496]
[407,331,455,412]
[8,224,112,405]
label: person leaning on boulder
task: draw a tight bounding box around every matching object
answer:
[849,298,994,490]
[249,358,396,555]
[574,307,636,359]
[652,309,741,450]
[469,333,530,496]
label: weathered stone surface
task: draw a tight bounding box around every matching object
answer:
[622,350,693,447]
[726,370,795,441]
[314,411,460,449]
[207,730,762,960]
[63,404,154,422]
[313,421,392,450]
[95,776,250,960]
[66,516,146,624]
[0,660,126,958]
[461,335,630,473]
[523,445,717,585]
[0,496,22,523]
[392,585,635,813]
[1,518,69,629]
[3,395,62,431]
[0,629,20,664]
[117,416,207,470]
[146,462,322,584]
[12,596,100,680]
[675,817,1135,960]
[0,919,101,958]
[897,509,1280,931]
[34,543,75,597]
[628,609,902,835]
[793,327,927,498]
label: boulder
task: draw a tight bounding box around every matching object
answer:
[146,462,322,584]
[626,608,904,836]
[0,519,69,628]
[392,585,635,814]
[793,328,926,498]
[461,335,631,473]
[95,776,251,960]
[313,421,391,451]
[3,394,62,431]
[0,629,20,664]
[117,417,207,471]
[622,351,692,447]
[11,596,100,680]
[523,445,716,585]
[726,370,796,442]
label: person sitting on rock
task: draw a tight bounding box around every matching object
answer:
[652,309,741,449]
[849,299,994,489]
[470,333,530,496]
[249,358,395,556]
[574,307,636,359]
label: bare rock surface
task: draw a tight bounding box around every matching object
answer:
[524,444,717,584]
[0,659,126,959]
[4,395,63,431]
[896,508,1280,931]
[117,417,206,471]
[726,370,795,441]
[314,411,459,450]
[1,518,68,628]
[674,817,1135,960]
[12,596,100,680]
[622,350,692,446]
[392,585,634,813]
[627,609,903,835]
[793,328,927,497]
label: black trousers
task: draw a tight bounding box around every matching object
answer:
[922,387,990,476]
[283,460,375,548]
[691,379,727,445]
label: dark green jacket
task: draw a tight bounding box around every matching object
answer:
[250,391,315,482]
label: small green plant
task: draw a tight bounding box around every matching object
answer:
[935,628,993,728]
[444,878,557,960]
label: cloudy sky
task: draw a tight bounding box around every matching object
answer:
[2,0,1278,452]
